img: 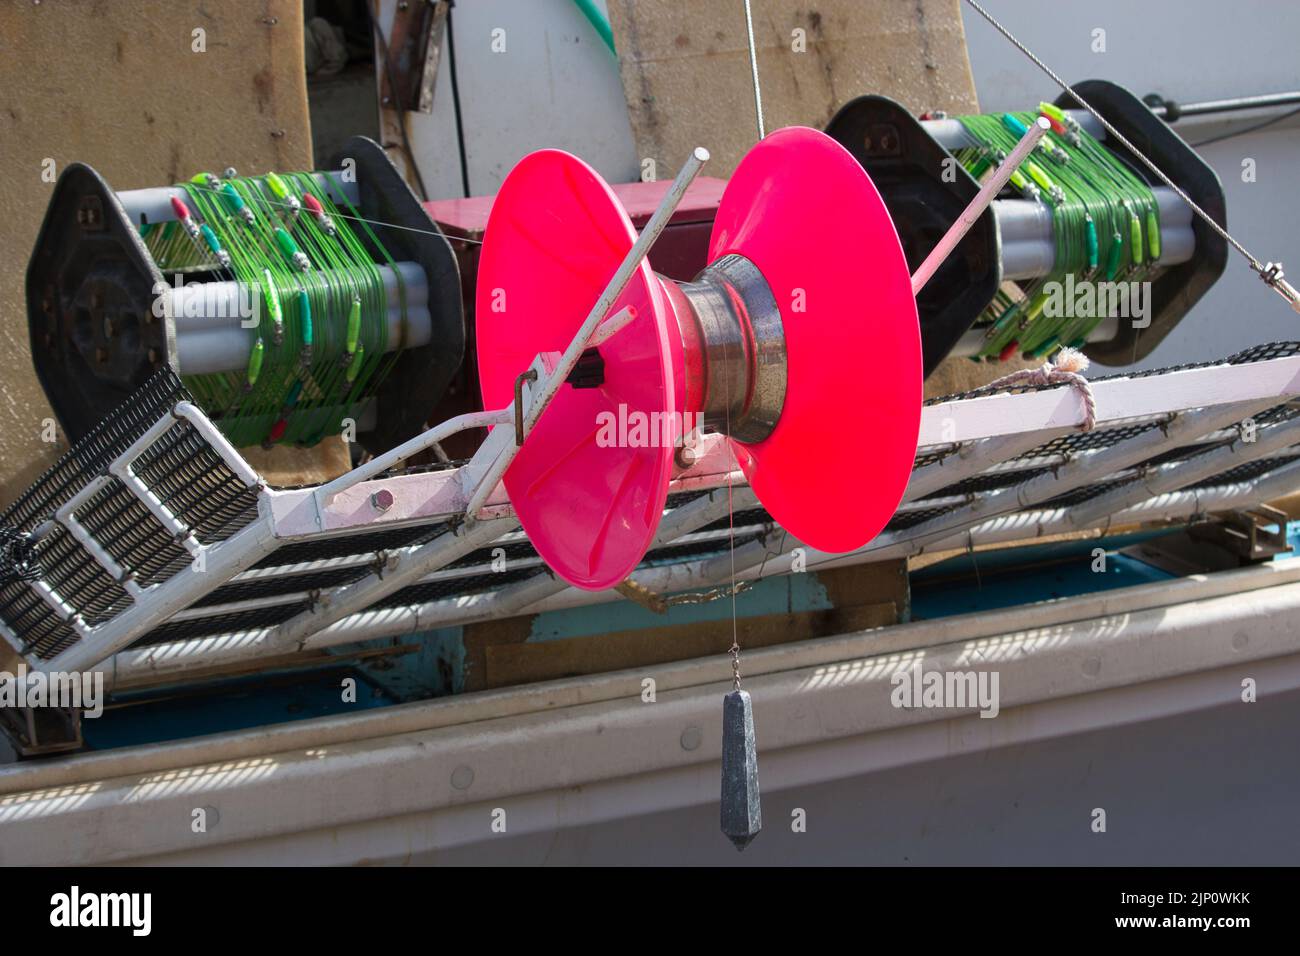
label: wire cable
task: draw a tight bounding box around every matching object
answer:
[446,1,473,198]
[1190,106,1300,148]
[743,0,766,140]
[961,0,1300,309]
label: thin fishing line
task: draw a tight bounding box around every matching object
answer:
[167,168,405,448]
[743,0,766,140]
[182,181,486,245]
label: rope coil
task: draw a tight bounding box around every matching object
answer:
[982,346,1098,432]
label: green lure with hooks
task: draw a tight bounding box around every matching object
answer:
[345,296,362,357]
[1105,231,1124,281]
[266,172,291,199]
[245,337,265,390]
[345,343,366,384]
[163,163,412,448]
[275,227,311,272]
[262,269,285,345]
[952,106,1162,359]
[297,289,313,366]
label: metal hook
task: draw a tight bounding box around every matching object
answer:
[514,369,538,446]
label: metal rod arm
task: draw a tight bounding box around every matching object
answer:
[318,408,510,506]
[464,147,710,518]
[911,116,1049,296]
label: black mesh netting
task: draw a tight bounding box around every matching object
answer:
[9,344,1300,657]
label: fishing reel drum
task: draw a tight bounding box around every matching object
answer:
[827,80,1228,369]
[26,137,464,455]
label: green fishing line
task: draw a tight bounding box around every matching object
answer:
[952,107,1161,361]
[153,167,411,449]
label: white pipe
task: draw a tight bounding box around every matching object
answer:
[317,408,510,505]
[164,261,428,323]
[995,187,1193,241]
[1000,227,1194,281]
[175,306,434,375]
[528,148,708,434]
[587,305,638,348]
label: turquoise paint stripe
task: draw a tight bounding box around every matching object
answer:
[328,626,467,699]
[573,0,616,55]
[1276,519,1300,558]
[85,667,390,751]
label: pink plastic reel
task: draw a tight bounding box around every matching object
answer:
[476,127,921,590]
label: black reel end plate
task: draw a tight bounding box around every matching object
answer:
[327,136,465,455]
[1056,80,1228,365]
[26,163,172,440]
[826,94,1001,377]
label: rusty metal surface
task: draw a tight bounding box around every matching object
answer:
[378,0,448,115]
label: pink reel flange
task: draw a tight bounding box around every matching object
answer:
[476,128,922,590]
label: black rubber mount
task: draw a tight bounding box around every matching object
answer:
[566,347,605,389]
